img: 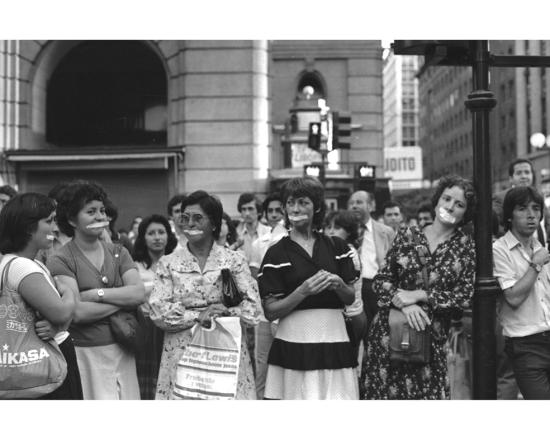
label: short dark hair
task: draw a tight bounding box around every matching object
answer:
[417,202,433,217]
[0,185,17,199]
[508,158,535,185]
[431,174,476,226]
[222,212,238,246]
[237,192,262,217]
[382,200,401,213]
[167,194,187,217]
[132,214,178,269]
[324,209,359,246]
[0,193,56,254]
[502,186,544,231]
[56,180,108,237]
[182,190,223,240]
[281,177,326,230]
[47,182,70,203]
[262,193,283,216]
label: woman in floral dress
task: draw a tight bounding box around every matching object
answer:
[362,175,476,399]
[149,190,261,399]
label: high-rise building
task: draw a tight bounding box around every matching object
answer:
[417,40,550,191]
[383,52,420,148]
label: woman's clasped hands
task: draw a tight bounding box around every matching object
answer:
[197,303,230,328]
[298,270,345,296]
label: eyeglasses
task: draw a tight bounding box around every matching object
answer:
[267,208,283,214]
[180,213,207,225]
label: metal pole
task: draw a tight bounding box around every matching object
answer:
[319,150,327,187]
[464,40,498,399]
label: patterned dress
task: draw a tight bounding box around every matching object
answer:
[148,242,261,400]
[361,226,475,400]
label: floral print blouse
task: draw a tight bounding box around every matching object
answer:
[149,242,261,332]
[373,226,475,314]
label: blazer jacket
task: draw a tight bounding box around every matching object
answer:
[358,219,396,272]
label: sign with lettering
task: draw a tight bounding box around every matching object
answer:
[384,147,423,189]
[172,317,242,400]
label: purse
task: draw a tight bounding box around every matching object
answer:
[0,257,68,399]
[108,245,141,352]
[221,268,244,308]
[388,229,432,366]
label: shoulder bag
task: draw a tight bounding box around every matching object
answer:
[108,244,142,352]
[0,257,68,398]
[388,229,431,365]
[221,268,244,308]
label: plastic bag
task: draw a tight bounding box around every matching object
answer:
[172,316,242,400]
[446,326,472,400]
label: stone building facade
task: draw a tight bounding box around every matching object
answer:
[0,40,382,226]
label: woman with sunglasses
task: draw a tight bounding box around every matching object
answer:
[149,190,261,399]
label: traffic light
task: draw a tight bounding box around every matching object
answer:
[354,163,376,192]
[357,164,376,178]
[308,122,321,151]
[331,111,351,149]
[303,164,321,178]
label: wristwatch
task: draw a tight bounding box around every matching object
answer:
[529,262,542,273]
[97,289,105,301]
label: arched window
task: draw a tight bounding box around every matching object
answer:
[296,71,326,99]
[46,41,167,147]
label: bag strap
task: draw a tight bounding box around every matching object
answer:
[411,228,429,290]
[0,256,19,296]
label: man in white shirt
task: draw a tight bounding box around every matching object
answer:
[236,193,271,263]
[348,191,395,329]
[248,193,287,399]
[493,186,550,399]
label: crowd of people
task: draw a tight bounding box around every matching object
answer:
[1,158,550,400]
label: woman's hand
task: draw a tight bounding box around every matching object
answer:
[35,319,57,341]
[401,304,431,332]
[392,289,423,309]
[198,303,230,328]
[325,272,347,292]
[297,270,332,297]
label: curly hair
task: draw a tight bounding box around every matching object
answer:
[56,180,108,237]
[222,212,238,246]
[132,214,178,269]
[0,193,56,254]
[281,176,327,230]
[431,174,476,226]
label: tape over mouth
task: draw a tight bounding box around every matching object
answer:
[288,215,309,222]
[438,207,456,224]
[86,221,110,229]
[184,230,203,236]
[46,234,55,241]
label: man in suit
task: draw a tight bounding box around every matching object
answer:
[348,190,396,329]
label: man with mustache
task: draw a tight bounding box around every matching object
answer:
[347,190,395,330]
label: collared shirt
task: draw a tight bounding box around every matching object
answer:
[236,220,271,264]
[360,218,378,279]
[493,230,550,337]
[249,221,288,270]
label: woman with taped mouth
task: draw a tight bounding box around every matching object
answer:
[47,181,145,400]
[258,177,359,399]
[148,190,261,399]
[361,175,476,399]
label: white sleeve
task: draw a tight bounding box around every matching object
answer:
[3,257,44,291]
